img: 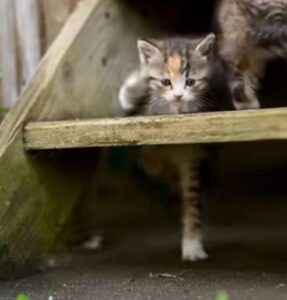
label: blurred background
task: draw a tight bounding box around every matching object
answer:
[0,0,79,119]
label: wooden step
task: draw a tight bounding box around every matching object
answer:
[24,107,287,150]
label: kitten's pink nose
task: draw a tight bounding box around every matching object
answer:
[174,94,183,101]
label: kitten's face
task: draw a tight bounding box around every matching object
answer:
[138,35,216,114]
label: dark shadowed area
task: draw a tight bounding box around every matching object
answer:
[1,141,287,299]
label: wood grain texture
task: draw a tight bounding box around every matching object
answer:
[24,108,287,150]
[0,134,96,277]
[0,0,18,107]
[0,0,103,274]
[0,0,167,151]
[42,0,79,48]
[0,0,100,152]
[15,0,41,89]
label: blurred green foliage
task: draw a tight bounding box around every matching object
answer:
[16,295,31,300]
[216,291,230,300]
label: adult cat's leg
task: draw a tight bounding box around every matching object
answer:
[229,66,261,110]
[179,150,207,261]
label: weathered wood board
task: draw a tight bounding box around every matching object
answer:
[0,135,97,278]
[0,0,18,107]
[41,0,80,48]
[0,0,103,276]
[24,108,287,150]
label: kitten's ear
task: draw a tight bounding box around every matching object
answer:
[195,34,216,57]
[137,39,161,65]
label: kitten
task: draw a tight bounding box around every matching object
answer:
[119,34,230,116]
[118,35,227,261]
[216,0,287,110]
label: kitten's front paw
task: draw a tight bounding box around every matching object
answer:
[119,83,135,111]
[118,70,149,112]
[182,238,208,262]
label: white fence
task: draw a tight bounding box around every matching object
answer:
[0,0,78,108]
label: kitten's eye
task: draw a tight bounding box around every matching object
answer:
[186,78,196,86]
[161,79,171,86]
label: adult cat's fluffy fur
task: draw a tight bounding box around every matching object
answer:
[216,0,287,110]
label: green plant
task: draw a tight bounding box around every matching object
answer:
[16,294,31,300]
[216,291,230,300]
[0,107,9,113]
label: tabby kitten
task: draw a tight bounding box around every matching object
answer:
[216,0,287,110]
[119,35,223,261]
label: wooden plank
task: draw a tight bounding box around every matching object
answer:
[15,0,41,90]
[41,0,79,49]
[0,0,18,107]
[24,108,287,150]
[0,0,101,152]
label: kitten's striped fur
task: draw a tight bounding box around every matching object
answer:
[137,144,208,261]
[216,0,287,110]
[119,36,223,261]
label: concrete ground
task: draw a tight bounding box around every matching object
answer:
[1,224,287,300]
[2,142,287,300]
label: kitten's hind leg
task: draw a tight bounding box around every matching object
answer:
[179,154,208,262]
[229,67,260,110]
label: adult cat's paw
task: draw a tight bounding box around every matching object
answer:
[231,81,260,110]
[182,238,208,262]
